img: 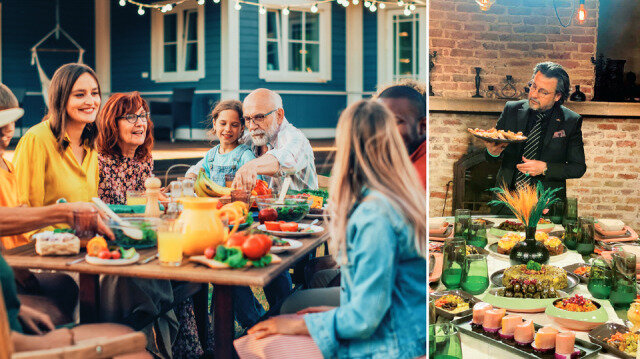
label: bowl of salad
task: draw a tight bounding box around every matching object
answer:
[108,218,160,249]
[256,195,311,223]
[545,294,608,331]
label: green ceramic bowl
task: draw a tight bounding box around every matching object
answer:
[481,288,567,313]
[545,297,608,331]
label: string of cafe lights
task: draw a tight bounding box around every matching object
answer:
[119,0,421,16]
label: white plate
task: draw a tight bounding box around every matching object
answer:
[305,212,328,219]
[270,239,303,253]
[85,252,140,266]
[257,224,324,237]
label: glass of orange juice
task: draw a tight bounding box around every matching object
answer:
[157,219,185,266]
[126,190,146,206]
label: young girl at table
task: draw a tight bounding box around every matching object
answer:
[185,100,256,185]
[237,100,427,359]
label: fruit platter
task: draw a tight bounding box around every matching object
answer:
[191,231,281,269]
[257,223,323,237]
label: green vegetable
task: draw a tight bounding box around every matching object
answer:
[53,228,74,234]
[251,254,272,268]
[114,221,157,247]
[526,260,542,271]
[214,245,247,268]
[275,202,309,222]
[119,247,137,260]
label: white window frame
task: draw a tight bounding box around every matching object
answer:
[377,8,426,86]
[258,3,332,83]
[151,2,205,82]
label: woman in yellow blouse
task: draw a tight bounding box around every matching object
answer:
[13,63,101,207]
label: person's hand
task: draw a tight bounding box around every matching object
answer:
[247,315,310,339]
[296,306,336,315]
[483,140,508,156]
[18,305,55,335]
[516,157,547,177]
[63,203,115,240]
[232,163,258,191]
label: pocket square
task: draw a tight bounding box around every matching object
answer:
[553,130,566,138]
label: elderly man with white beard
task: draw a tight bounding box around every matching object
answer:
[231,88,318,192]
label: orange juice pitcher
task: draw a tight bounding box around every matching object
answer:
[178,197,229,256]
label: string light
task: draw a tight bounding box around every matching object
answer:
[364,1,371,7]
[403,5,410,15]
[213,0,220,3]
[310,4,318,12]
[352,0,359,4]
[119,0,126,6]
[282,7,290,15]
[369,2,377,11]
[409,3,415,10]
[138,5,145,15]
[398,0,404,6]
[198,0,205,4]
[379,2,385,8]
[576,0,587,24]
[341,0,349,7]
[234,1,242,10]
[259,5,267,14]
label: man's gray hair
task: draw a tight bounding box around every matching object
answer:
[532,62,570,105]
[272,91,283,109]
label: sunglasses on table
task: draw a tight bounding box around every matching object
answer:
[243,109,277,125]
[117,112,149,124]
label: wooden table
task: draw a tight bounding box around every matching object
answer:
[4,220,328,359]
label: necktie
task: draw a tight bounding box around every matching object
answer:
[515,112,545,189]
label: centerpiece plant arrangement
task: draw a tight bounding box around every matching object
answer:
[488,182,561,265]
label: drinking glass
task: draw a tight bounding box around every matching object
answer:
[231,189,252,206]
[564,197,578,225]
[182,179,196,197]
[564,220,579,250]
[576,216,595,256]
[170,180,183,199]
[429,297,437,324]
[157,220,185,267]
[442,238,466,289]
[467,220,487,248]
[126,190,146,206]
[429,323,463,359]
[461,254,489,295]
[588,258,613,299]
[454,209,471,241]
[225,174,235,188]
[73,207,98,240]
[550,200,565,225]
[609,251,637,309]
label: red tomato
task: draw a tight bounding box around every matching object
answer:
[98,250,111,260]
[258,208,278,224]
[280,222,299,232]
[249,234,272,253]
[264,221,281,231]
[204,246,215,259]
[242,236,268,260]
[110,250,121,260]
[227,232,247,248]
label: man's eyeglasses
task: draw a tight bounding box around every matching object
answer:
[528,82,555,97]
[118,112,149,124]
[243,109,277,125]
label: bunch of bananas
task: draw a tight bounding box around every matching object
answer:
[194,170,233,197]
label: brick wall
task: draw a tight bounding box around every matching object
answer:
[429,0,599,98]
[429,110,640,230]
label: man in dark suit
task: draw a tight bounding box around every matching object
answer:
[484,62,586,212]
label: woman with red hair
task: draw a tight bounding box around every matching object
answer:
[96,92,154,204]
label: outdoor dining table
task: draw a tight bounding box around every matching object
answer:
[4,217,329,359]
[430,216,629,359]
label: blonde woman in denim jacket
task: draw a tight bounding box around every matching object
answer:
[244,100,427,358]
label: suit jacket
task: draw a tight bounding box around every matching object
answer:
[486,100,587,201]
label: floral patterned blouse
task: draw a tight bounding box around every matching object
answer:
[98,153,153,205]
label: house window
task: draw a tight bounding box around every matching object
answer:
[259,4,331,82]
[392,13,420,81]
[151,3,204,82]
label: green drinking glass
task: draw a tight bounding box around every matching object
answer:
[587,258,612,299]
[610,251,637,309]
[429,323,463,359]
[442,238,466,290]
[564,197,578,225]
[461,254,489,295]
[564,220,579,250]
[429,297,437,324]
[454,209,471,241]
[550,200,565,225]
[467,220,488,248]
[576,216,595,256]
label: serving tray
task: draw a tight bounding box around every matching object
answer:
[588,322,634,359]
[430,289,481,320]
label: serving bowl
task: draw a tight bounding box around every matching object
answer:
[108,218,160,249]
[481,288,567,313]
[256,195,312,222]
[545,297,608,331]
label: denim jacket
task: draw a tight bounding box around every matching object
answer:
[304,190,427,358]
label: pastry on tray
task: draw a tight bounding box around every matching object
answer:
[33,231,81,256]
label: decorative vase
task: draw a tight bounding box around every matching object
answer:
[509,226,550,265]
[570,85,586,102]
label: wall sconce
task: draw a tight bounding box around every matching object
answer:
[576,0,587,24]
[475,0,496,11]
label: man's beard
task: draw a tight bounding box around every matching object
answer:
[250,120,279,146]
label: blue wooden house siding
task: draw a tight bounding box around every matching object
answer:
[363,9,378,94]
[2,0,95,129]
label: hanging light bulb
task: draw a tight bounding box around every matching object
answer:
[397,0,404,6]
[283,7,290,15]
[370,2,377,12]
[352,0,359,4]
[379,2,385,8]
[119,0,126,6]
[213,0,220,3]
[576,0,587,24]
[259,6,267,14]
[198,0,205,4]
[234,1,242,10]
[403,5,410,15]
[364,1,371,7]
[475,0,496,11]
[310,4,318,12]
[409,3,415,10]
[138,5,145,15]
[166,4,173,11]
[161,5,167,12]
[341,0,349,7]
